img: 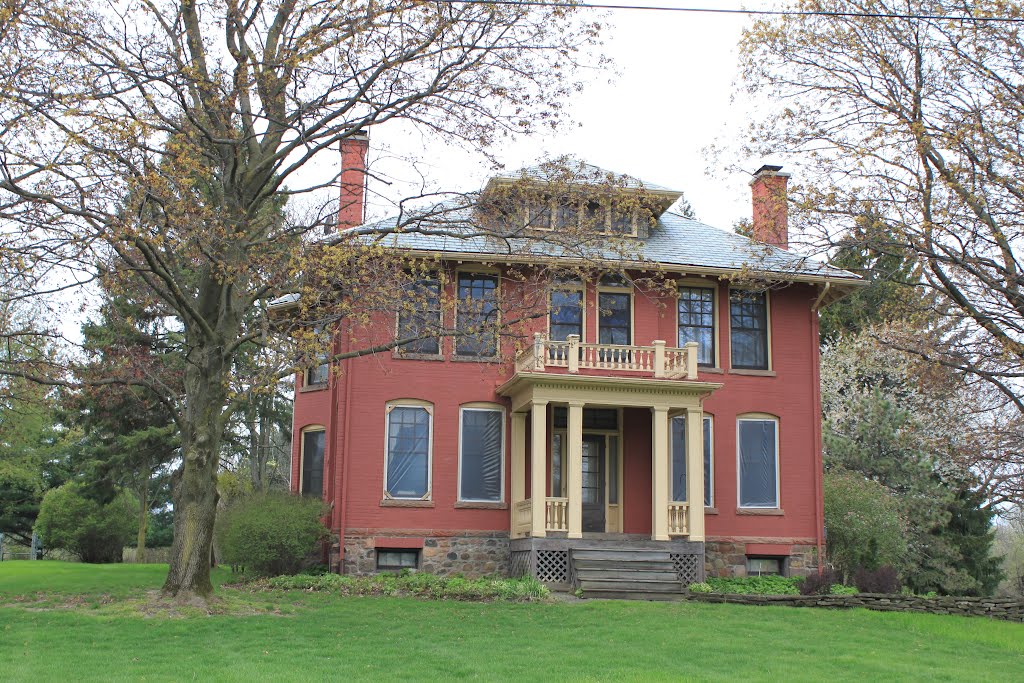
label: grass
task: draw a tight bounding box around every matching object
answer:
[1,561,1022,681]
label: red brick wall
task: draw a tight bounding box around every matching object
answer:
[290,267,824,555]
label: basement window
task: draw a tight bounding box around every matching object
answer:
[377,549,419,571]
[746,556,783,577]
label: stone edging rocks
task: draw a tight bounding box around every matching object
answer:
[686,592,1024,622]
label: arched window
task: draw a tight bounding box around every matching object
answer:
[300,427,326,496]
[384,400,433,500]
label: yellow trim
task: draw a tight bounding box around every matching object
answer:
[297,425,326,495]
[383,400,434,501]
[674,278,721,370]
[727,286,773,372]
[456,403,507,504]
[704,414,715,509]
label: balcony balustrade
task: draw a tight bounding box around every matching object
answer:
[515,333,698,380]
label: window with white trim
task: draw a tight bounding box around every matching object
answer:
[300,428,325,496]
[385,403,432,499]
[459,406,505,502]
[670,415,714,507]
[737,417,779,508]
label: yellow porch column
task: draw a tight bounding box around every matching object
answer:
[530,399,548,537]
[651,405,670,541]
[685,408,706,541]
[510,411,526,536]
[567,400,585,539]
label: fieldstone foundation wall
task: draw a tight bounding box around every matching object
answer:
[705,541,818,578]
[688,592,1024,622]
[341,530,510,577]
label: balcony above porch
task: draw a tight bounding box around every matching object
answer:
[515,333,699,381]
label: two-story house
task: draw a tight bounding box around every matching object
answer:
[285,136,860,598]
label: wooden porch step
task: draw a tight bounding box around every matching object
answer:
[575,568,678,581]
[572,549,672,562]
[582,590,686,601]
[574,559,674,571]
[579,579,683,593]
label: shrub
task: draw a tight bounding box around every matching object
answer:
[217,492,327,576]
[798,568,840,595]
[258,572,549,601]
[830,584,859,595]
[705,576,800,595]
[823,468,906,579]
[687,582,713,594]
[35,482,136,563]
[854,565,901,594]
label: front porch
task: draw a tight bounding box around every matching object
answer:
[500,360,721,545]
[509,535,705,594]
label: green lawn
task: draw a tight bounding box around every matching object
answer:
[1,562,1021,681]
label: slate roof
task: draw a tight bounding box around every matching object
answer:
[338,200,859,282]
[486,157,680,194]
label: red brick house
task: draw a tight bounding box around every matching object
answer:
[285,138,860,597]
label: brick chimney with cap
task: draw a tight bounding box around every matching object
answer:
[337,130,369,231]
[749,164,791,249]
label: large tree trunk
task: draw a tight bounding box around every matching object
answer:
[162,341,229,601]
[136,478,148,563]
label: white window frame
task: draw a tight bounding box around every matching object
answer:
[457,403,506,503]
[394,271,444,358]
[728,288,773,371]
[454,269,501,359]
[298,425,326,496]
[703,414,715,508]
[596,276,634,347]
[736,414,780,509]
[383,400,434,501]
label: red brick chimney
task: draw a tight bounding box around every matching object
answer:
[338,130,369,231]
[749,164,790,249]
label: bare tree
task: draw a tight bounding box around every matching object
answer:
[736,0,1024,500]
[0,0,610,600]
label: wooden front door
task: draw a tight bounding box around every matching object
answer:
[582,434,606,532]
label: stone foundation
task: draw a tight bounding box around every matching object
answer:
[341,530,510,577]
[704,541,819,578]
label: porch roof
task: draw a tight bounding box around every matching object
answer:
[497,372,722,413]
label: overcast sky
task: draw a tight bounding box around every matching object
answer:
[362,3,772,233]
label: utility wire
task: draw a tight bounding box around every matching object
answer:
[447,1,1024,23]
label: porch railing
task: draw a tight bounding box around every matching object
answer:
[545,497,569,532]
[513,499,532,538]
[516,333,698,380]
[668,502,689,536]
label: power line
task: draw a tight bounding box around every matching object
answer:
[447,1,1024,23]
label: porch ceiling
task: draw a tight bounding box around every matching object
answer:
[497,372,722,412]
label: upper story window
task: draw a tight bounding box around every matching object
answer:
[304,326,330,386]
[598,276,631,346]
[549,283,584,342]
[456,273,499,358]
[384,402,432,500]
[678,286,716,367]
[730,290,769,370]
[737,416,779,509]
[459,405,505,503]
[396,274,442,356]
[300,427,325,496]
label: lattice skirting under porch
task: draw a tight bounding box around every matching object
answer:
[509,537,704,589]
[670,552,705,585]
